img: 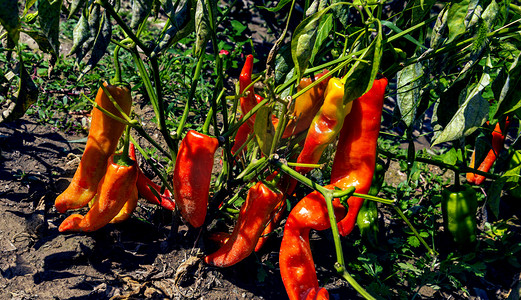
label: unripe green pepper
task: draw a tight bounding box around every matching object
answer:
[441,185,478,246]
[357,161,384,248]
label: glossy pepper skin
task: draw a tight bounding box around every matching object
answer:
[441,185,478,246]
[55,82,132,213]
[282,70,330,139]
[295,78,352,174]
[239,54,256,126]
[204,181,284,267]
[331,77,388,236]
[129,143,175,210]
[279,184,346,300]
[58,154,138,232]
[173,130,219,228]
[467,118,510,185]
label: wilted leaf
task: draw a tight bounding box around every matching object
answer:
[81,11,112,75]
[68,0,85,18]
[194,0,213,57]
[0,63,39,123]
[153,0,194,55]
[130,0,152,29]
[494,55,521,118]
[69,10,90,56]
[397,62,423,126]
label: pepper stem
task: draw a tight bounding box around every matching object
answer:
[114,125,133,166]
[111,45,122,85]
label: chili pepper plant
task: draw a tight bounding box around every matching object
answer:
[2,0,521,298]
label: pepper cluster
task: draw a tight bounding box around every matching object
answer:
[56,82,174,232]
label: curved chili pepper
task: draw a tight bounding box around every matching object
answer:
[467,118,510,185]
[282,70,330,139]
[58,153,138,232]
[231,117,253,156]
[331,77,388,236]
[204,181,284,267]
[295,78,352,174]
[279,184,346,300]
[173,130,219,228]
[55,82,132,213]
[129,143,175,210]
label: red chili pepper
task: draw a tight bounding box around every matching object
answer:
[467,117,510,185]
[129,143,175,210]
[279,185,346,300]
[240,54,256,127]
[58,153,138,232]
[254,199,286,252]
[331,77,388,236]
[55,82,132,213]
[204,181,284,267]
[173,130,219,228]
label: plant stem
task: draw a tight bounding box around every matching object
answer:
[97,0,151,55]
[177,53,205,140]
[393,206,438,257]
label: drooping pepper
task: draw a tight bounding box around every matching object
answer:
[441,185,478,246]
[279,185,346,300]
[58,153,139,232]
[295,78,352,174]
[467,117,510,185]
[55,82,132,213]
[129,143,175,210]
[204,181,284,267]
[173,130,219,228]
[331,77,388,236]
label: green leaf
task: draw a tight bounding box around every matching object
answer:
[0,0,21,43]
[381,20,427,50]
[494,55,521,118]
[81,11,112,75]
[397,61,423,126]
[22,29,55,54]
[194,0,212,57]
[432,72,490,146]
[153,0,194,55]
[487,177,506,218]
[291,9,327,81]
[310,14,333,64]
[68,0,85,18]
[446,0,471,42]
[69,9,90,56]
[343,43,376,104]
[254,106,276,157]
[130,0,153,29]
[38,0,62,56]
[257,0,291,12]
